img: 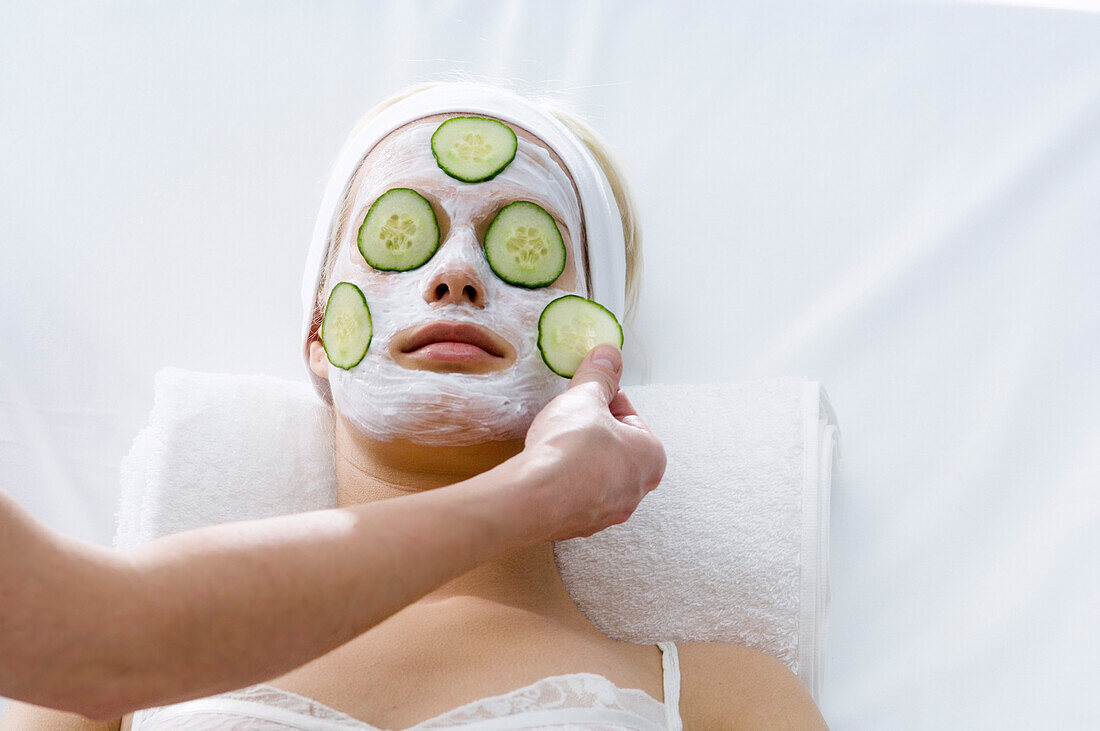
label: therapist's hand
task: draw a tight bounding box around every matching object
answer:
[522,343,666,541]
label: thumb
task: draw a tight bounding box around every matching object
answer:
[568,343,622,405]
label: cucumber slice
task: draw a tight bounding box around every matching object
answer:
[357,188,440,272]
[321,282,372,369]
[484,201,566,288]
[431,116,518,183]
[537,295,624,378]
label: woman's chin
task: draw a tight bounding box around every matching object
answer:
[327,360,562,446]
[335,409,534,447]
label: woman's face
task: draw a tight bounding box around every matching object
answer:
[312,112,589,446]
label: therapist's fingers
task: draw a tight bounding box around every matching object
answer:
[609,389,650,431]
[567,344,622,406]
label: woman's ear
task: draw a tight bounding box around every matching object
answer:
[308,339,330,380]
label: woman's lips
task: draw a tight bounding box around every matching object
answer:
[389,323,518,374]
[397,320,509,357]
[405,341,498,362]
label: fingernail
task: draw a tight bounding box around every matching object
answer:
[593,346,618,370]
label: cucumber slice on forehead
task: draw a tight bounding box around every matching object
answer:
[431,116,518,183]
[537,295,624,378]
[358,188,440,272]
[321,282,372,369]
[484,201,566,288]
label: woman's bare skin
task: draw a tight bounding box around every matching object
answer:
[1,109,826,730]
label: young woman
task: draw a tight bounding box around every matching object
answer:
[5,81,827,730]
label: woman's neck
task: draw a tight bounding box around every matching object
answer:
[332,413,592,623]
[334,411,528,496]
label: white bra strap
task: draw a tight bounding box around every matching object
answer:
[657,641,683,730]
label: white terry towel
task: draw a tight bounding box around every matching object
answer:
[114,368,841,701]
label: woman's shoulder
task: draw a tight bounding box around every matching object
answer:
[674,641,828,730]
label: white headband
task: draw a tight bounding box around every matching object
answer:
[299,82,627,385]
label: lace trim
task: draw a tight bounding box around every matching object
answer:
[133,644,683,730]
[408,673,665,727]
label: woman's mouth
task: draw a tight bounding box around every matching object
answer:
[390,320,517,373]
[405,341,499,362]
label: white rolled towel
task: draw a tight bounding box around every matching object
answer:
[114,367,841,701]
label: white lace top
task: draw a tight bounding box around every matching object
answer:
[130,641,683,730]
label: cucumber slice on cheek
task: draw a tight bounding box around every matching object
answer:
[358,188,440,272]
[537,295,624,378]
[321,282,373,369]
[431,116,518,183]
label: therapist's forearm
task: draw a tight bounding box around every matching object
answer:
[4,453,558,721]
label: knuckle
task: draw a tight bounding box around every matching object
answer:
[612,506,634,525]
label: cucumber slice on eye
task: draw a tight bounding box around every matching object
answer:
[484,201,566,288]
[537,295,624,378]
[321,282,372,369]
[358,188,440,272]
[431,116,518,183]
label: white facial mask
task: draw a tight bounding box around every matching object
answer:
[324,118,588,446]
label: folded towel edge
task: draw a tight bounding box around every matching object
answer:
[797,380,840,703]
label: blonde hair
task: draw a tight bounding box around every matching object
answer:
[308,79,643,346]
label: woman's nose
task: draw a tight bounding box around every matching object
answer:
[422,232,488,309]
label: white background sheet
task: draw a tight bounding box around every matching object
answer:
[2,1,1098,728]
